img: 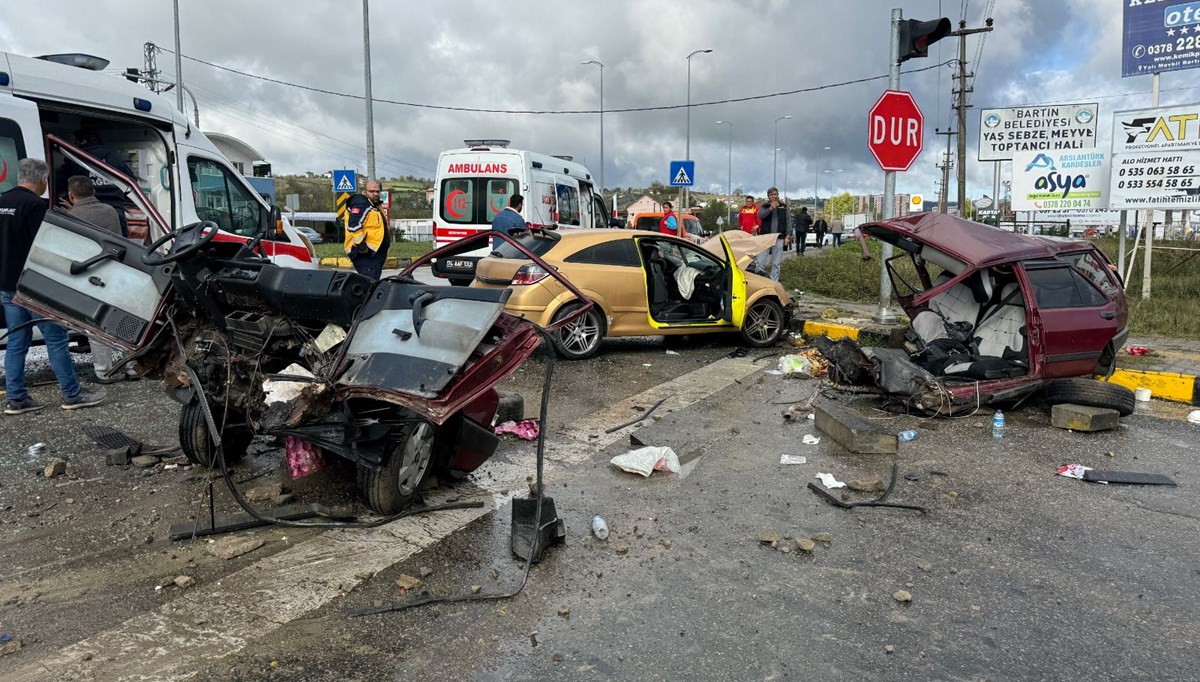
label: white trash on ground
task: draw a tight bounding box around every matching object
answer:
[610,446,681,477]
[1188,409,1200,425]
[802,434,820,445]
[779,455,808,465]
[815,473,846,489]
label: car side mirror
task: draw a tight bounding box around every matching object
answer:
[272,204,284,235]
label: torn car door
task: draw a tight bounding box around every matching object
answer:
[15,136,172,350]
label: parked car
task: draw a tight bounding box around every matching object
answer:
[295,226,325,244]
[631,212,706,244]
[472,228,792,359]
[820,212,1133,415]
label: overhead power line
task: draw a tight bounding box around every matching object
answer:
[157,46,954,115]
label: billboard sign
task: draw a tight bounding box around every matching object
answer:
[1122,1,1200,78]
[978,103,1098,161]
[1011,150,1111,211]
[1110,102,1200,208]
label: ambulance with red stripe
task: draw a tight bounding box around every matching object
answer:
[431,140,612,285]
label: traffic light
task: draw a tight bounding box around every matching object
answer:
[897,18,952,62]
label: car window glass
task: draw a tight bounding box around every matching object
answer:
[1067,251,1118,295]
[634,216,658,231]
[1025,266,1107,308]
[556,184,580,226]
[491,234,559,259]
[593,195,608,227]
[684,218,702,235]
[187,157,265,238]
[440,178,474,224]
[0,119,26,194]
[485,178,518,225]
[564,239,640,266]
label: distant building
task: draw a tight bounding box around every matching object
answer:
[625,195,663,221]
[854,193,913,219]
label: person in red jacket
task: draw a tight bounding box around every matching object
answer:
[738,195,761,234]
[658,201,678,236]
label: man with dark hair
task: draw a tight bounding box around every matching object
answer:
[66,176,137,383]
[58,129,135,237]
[738,195,761,234]
[491,193,527,249]
[0,159,105,414]
[753,188,792,281]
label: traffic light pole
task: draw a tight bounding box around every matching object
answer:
[874,8,902,325]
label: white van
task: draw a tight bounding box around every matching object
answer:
[0,51,315,269]
[430,140,612,284]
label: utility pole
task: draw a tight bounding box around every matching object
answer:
[362,0,377,182]
[950,18,992,216]
[142,43,162,93]
[935,128,955,213]
[172,0,184,112]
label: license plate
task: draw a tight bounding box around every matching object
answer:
[446,259,474,269]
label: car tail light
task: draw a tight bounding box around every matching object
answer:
[511,263,549,286]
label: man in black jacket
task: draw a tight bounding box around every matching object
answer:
[753,187,792,281]
[1,158,105,414]
[794,206,814,255]
[812,212,829,248]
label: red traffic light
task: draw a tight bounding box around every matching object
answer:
[898,18,952,62]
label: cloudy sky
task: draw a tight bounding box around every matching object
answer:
[2,0,1194,202]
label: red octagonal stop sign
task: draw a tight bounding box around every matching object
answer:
[868,90,924,172]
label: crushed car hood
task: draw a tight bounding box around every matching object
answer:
[702,231,779,269]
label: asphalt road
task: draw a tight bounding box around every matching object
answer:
[2,337,1198,681]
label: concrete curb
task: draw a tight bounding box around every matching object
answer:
[318,256,410,269]
[792,312,1200,407]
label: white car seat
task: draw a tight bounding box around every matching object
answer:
[975,283,1027,362]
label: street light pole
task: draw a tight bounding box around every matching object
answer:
[685,49,712,212]
[816,145,830,211]
[778,149,789,203]
[716,120,733,231]
[825,169,844,197]
[172,0,183,112]
[773,115,791,187]
[362,0,376,181]
[582,60,605,197]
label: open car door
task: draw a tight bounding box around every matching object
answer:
[14,135,173,351]
[718,233,747,327]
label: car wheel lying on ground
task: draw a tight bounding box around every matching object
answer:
[812,212,1129,415]
[1042,377,1136,417]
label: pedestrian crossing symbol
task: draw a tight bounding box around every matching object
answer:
[669,160,695,187]
[332,169,357,194]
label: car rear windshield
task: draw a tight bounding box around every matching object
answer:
[491,234,560,259]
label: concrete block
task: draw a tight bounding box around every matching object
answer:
[1051,403,1120,432]
[814,400,898,454]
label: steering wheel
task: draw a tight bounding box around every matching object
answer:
[141,220,219,266]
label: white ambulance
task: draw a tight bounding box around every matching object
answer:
[0,51,316,268]
[431,140,613,285]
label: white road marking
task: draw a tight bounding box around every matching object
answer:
[9,355,763,681]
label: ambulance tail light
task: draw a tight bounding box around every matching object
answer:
[511,263,550,286]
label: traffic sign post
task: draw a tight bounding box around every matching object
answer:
[332,169,357,194]
[868,90,924,172]
[670,161,695,187]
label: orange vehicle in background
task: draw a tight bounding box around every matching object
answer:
[630,211,706,244]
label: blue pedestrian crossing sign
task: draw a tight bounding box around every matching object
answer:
[332,169,357,194]
[669,160,695,187]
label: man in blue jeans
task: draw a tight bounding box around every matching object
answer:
[0,158,105,415]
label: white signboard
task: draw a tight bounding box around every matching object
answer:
[842,212,868,230]
[1110,102,1200,209]
[979,103,1098,162]
[1011,150,1111,212]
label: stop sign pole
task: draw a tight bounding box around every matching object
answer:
[873,8,905,325]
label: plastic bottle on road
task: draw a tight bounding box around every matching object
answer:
[992,410,1006,439]
[591,515,609,540]
[897,429,917,442]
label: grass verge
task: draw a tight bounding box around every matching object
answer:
[313,240,433,262]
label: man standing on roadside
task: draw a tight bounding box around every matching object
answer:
[65,175,138,384]
[491,194,527,250]
[753,188,792,281]
[830,214,845,247]
[0,159,106,414]
[794,206,813,255]
[343,179,391,280]
[738,195,761,234]
[813,212,829,249]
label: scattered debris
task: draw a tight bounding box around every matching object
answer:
[0,638,22,656]
[661,539,673,549]
[1134,387,1152,402]
[1057,464,1092,480]
[614,544,630,555]
[591,515,609,540]
[776,354,816,377]
[395,574,423,591]
[609,446,681,477]
[1051,404,1119,432]
[727,347,751,358]
[43,458,66,478]
[495,419,540,441]
[779,455,808,465]
[808,463,929,514]
[814,473,846,489]
[27,443,46,456]
[558,606,571,619]
[894,590,913,603]
[1188,410,1200,426]
[471,585,482,594]
[848,476,886,493]
[665,350,680,356]
[898,429,918,442]
[759,530,780,546]
[781,545,792,554]
[206,536,265,560]
[794,538,816,553]
[174,575,196,588]
[131,455,160,468]
[418,566,434,579]
[245,483,284,503]
[802,434,821,445]
[605,397,668,433]
[918,563,932,573]
[885,644,896,654]
[811,532,833,544]
[1126,345,1150,356]
[1083,470,1177,486]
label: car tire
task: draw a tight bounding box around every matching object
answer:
[495,390,525,424]
[1042,377,1136,417]
[178,399,251,468]
[740,298,786,347]
[357,422,436,515]
[549,302,606,360]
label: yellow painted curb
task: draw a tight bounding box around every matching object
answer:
[318,257,405,269]
[1106,368,1198,405]
[802,320,860,341]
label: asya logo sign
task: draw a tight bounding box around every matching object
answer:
[1026,152,1105,199]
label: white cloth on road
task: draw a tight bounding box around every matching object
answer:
[610,446,681,477]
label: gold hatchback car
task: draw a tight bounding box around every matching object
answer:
[472,229,792,359]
